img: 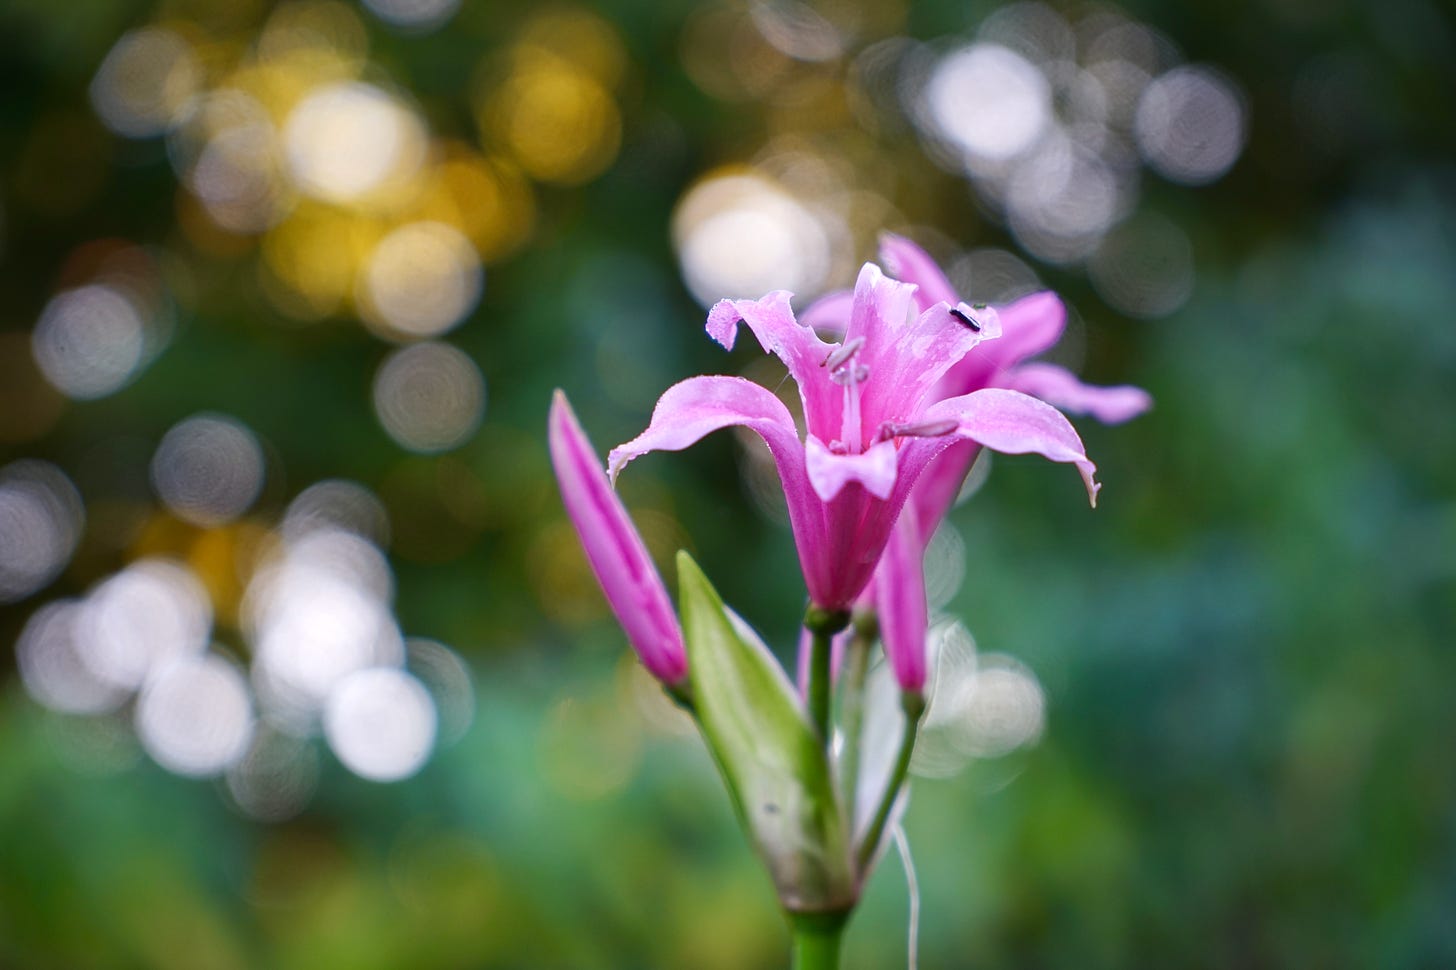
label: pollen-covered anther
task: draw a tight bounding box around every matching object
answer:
[821,336,866,370]
[830,364,869,386]
[876,418,961,442]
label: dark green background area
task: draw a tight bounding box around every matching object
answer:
[2,0,1454,967]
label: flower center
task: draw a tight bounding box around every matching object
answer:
[821,337,868,453]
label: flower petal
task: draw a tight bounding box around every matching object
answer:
[987,290,1066,369]
[609,375,803,480]
[798,290,854,337]
[859,300,1002,439]
[706,291,835,390]
[876,511,928,692]
[843,262,916,357]
[607,375,845,607]
[548,392,686,684]
[706,293,841,445]
[924,387,1101,505]
[906,439,981,540]
[878,233,958,311]
[1004,362,1153,425]
[805,436,898,501]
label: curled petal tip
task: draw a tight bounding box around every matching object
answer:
[705,300,742,350]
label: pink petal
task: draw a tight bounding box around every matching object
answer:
[941,290,1068,396]
[805,437,898,501]
[606,376,839,608]
[706,292,841,445]
[799,290,854,337]
[924,388,1101,506]
[706,291,834,391]
[987,290,1066,370]
[907,439,982,540]
[876,511,928,693]
[548,392,687,684]
[1004,362,1153,425]
[608,375,804,481]
[878,233,958,310]
[858,300,1001,441]
[843,262,916,357]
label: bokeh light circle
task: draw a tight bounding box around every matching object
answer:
[673,172,833,308]
[136,653,255,777]
[80,558,212,690]
[89,27,201,139]
[361,221,483,339]
[371,342,485,453]
[925,43,1051,163]
[0,460,85,604]
[282,479,391,546]
[150,413,266,526]
[16,601,129,715]
[363,0,461,31]
[1135,65,1246,185]
[283,82,425,203]
[324,667,437,781]
[32,284,147,400]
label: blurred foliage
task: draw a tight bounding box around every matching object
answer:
[2,0,1455,967]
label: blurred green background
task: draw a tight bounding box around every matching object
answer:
[1,0,1454,967]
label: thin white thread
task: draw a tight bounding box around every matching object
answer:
[893,822,919,970]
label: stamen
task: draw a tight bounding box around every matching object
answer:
[821,336,866,369]
[877,418,960,442]
[949,306,980,332]
[829,364,870,386]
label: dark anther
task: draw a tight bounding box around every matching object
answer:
[950,306,981,331]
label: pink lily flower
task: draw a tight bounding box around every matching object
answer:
[608,262,1101,613]
[858,235,1152,690]
[876,233,1151,539]
[548,391,688,686]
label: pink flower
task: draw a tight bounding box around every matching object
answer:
[548,391,687,686]
[859,235,1152,690]
[608,262,1101,612]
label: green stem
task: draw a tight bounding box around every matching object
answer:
[835,616,876,810]
[803,606,850,744]
[789,910,849,970]
[856,691,926,873]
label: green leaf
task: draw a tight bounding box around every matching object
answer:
[676,551,856,913]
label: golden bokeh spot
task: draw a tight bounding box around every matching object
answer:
[256,0,369,72]
[482,49,621,186]
[225,50,362,126]
[185,521,274,630]
[517,7,629,90]
[261,202,386,317]
[130,511,204,562]
[412,145,535,263]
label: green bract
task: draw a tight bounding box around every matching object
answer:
[676,552,855,913]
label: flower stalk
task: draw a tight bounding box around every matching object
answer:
[803,605,850,742]
[789,910,850,970]
[857,690,926,873]
[835,614,876,810]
